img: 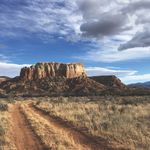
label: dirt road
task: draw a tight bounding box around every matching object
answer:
[9,103,125,150]
[10,104,46,150]
[30,104,115,150]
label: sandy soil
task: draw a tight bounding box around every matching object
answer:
[10,104,46,150]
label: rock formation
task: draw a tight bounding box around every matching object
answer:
[90,75,126,89]
[20,62,86,81]
[0,62,109,96]
[1,62,144,97]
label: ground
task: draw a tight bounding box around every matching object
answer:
[0,96,150,150]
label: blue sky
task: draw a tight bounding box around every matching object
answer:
[0,0,150,84]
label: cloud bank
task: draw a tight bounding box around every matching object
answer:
[1,0,150,52]
[86,67,137,77]
[121,74,150,84]
[0,0,81,39]
[0,62,30,77]
[78,0,150,51]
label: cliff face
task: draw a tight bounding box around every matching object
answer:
[20,62,86,81]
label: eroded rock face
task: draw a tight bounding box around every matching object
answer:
[20,62,86,81]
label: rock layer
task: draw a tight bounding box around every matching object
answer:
[20,62,86,81]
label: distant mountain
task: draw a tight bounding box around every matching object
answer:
[129,81,150,88]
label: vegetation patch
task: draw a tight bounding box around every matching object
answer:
[0,104,8,111]
[35,96,150,150]
[0,100,16,150]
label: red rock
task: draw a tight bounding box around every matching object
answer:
[20,62,86,81]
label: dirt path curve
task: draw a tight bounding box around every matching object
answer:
[10,104,46,150]
[30,104,119,150]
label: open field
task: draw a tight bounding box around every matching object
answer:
[34,96,150,150]
[0,96,149,150]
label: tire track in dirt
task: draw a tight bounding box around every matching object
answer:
[30,103,122,150]
[10,104,46,150]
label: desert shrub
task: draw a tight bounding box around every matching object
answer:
[0,126,5,136]
[0,115,7,148]
[35,100,41,105]
[0,104,8,111]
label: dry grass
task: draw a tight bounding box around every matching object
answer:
[0,96,150,150]
[35,96,150,150]
[21,104,80,150]
[0,100,16,150]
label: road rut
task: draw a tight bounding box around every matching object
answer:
[10,104,45,150]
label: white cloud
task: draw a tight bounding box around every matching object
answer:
[0,62,30,77]
[79,41,150,62]
[1,0,150,76]
[120,73,150,84]
[0,0,81,40]
[74,0,150,62]
[77,0,150,59]
[1,0,150,53]
[85,67,137,76]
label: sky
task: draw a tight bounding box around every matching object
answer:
[0,0,150,84]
